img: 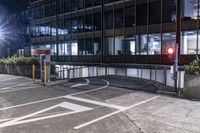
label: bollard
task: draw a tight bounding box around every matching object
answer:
[44,64,47,86]
[32,64,35,84]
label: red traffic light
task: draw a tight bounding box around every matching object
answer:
[167,48,175,55]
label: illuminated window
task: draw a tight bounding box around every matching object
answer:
[125,36,136,55]
[140,35,148,55]
[71,41,78,56]
[181,31,197,55]
[148,34,161,55]
[162,32,176,54]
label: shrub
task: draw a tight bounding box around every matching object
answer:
[50,62,56,75]
[0,55,57,75]
[185,55,200,75]
[0,55,40,65]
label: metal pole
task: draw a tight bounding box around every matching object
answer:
[44,64,47,86]
[175,0,181,92]
[174,44,179,91]
[32,64,35,84]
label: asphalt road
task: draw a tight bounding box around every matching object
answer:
[0,74,199,133]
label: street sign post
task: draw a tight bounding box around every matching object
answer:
[32,49,51,85]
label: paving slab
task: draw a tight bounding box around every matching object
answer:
[0,74,199,133]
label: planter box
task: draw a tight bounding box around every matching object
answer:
[184,74,200,99]
[0,64,40,78]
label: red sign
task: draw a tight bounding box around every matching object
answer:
[32,49,51,55]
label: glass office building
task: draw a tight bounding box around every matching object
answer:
[29,0,200,65]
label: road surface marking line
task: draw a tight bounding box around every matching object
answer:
[2,104,60,125]
[0,96,64,111]
[59,102,93,112]
[0,86,40,93]
[0,79,109,111]
[0,111,60,122]
[69,79,109,96]
[0,110,77,122]
[70,83,87,88]
[65,95,125,110]
[0,102,93,128]
[0,112,77,128]
[74,96,160,130]
[0,77,24,82]
[0,82,32,91]
[70,79,90,88]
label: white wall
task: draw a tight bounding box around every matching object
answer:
[57,65,185,88]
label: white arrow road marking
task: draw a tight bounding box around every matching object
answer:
[70,79,90,88]
[0,79,109,111]
[74,96,160,130]
[0,110,74,122]
[0,102,93,128]
[65,95,126,110]
[0,79,109,128]
[69,79,109,96]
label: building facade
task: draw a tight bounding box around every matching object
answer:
[29,0,200,65]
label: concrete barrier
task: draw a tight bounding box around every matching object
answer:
[56,65,185,91]
[0,64,40,78]
[184,74,200,99]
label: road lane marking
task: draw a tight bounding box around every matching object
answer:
[0,79,109,111]
[0,96,65,111]
[0,112,77,128]
[74,96,160,129]
[65,95,125,110]
[70,83,88,88]
[59,102,92,112]
[0,102,93,128]
[0,110,76,122]
[0,85,41,93]
[69,79,109,96]
[0,77,24,82]
[70,79,90,88]
[0,82,32,91]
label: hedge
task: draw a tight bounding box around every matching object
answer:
[185,55,200,75]
[0,55,56,75]
[0,55,39,65]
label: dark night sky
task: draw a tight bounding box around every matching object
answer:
[0,0,28,14]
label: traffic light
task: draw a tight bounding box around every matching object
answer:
[167,47,175,63]
[167,48,175,55]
